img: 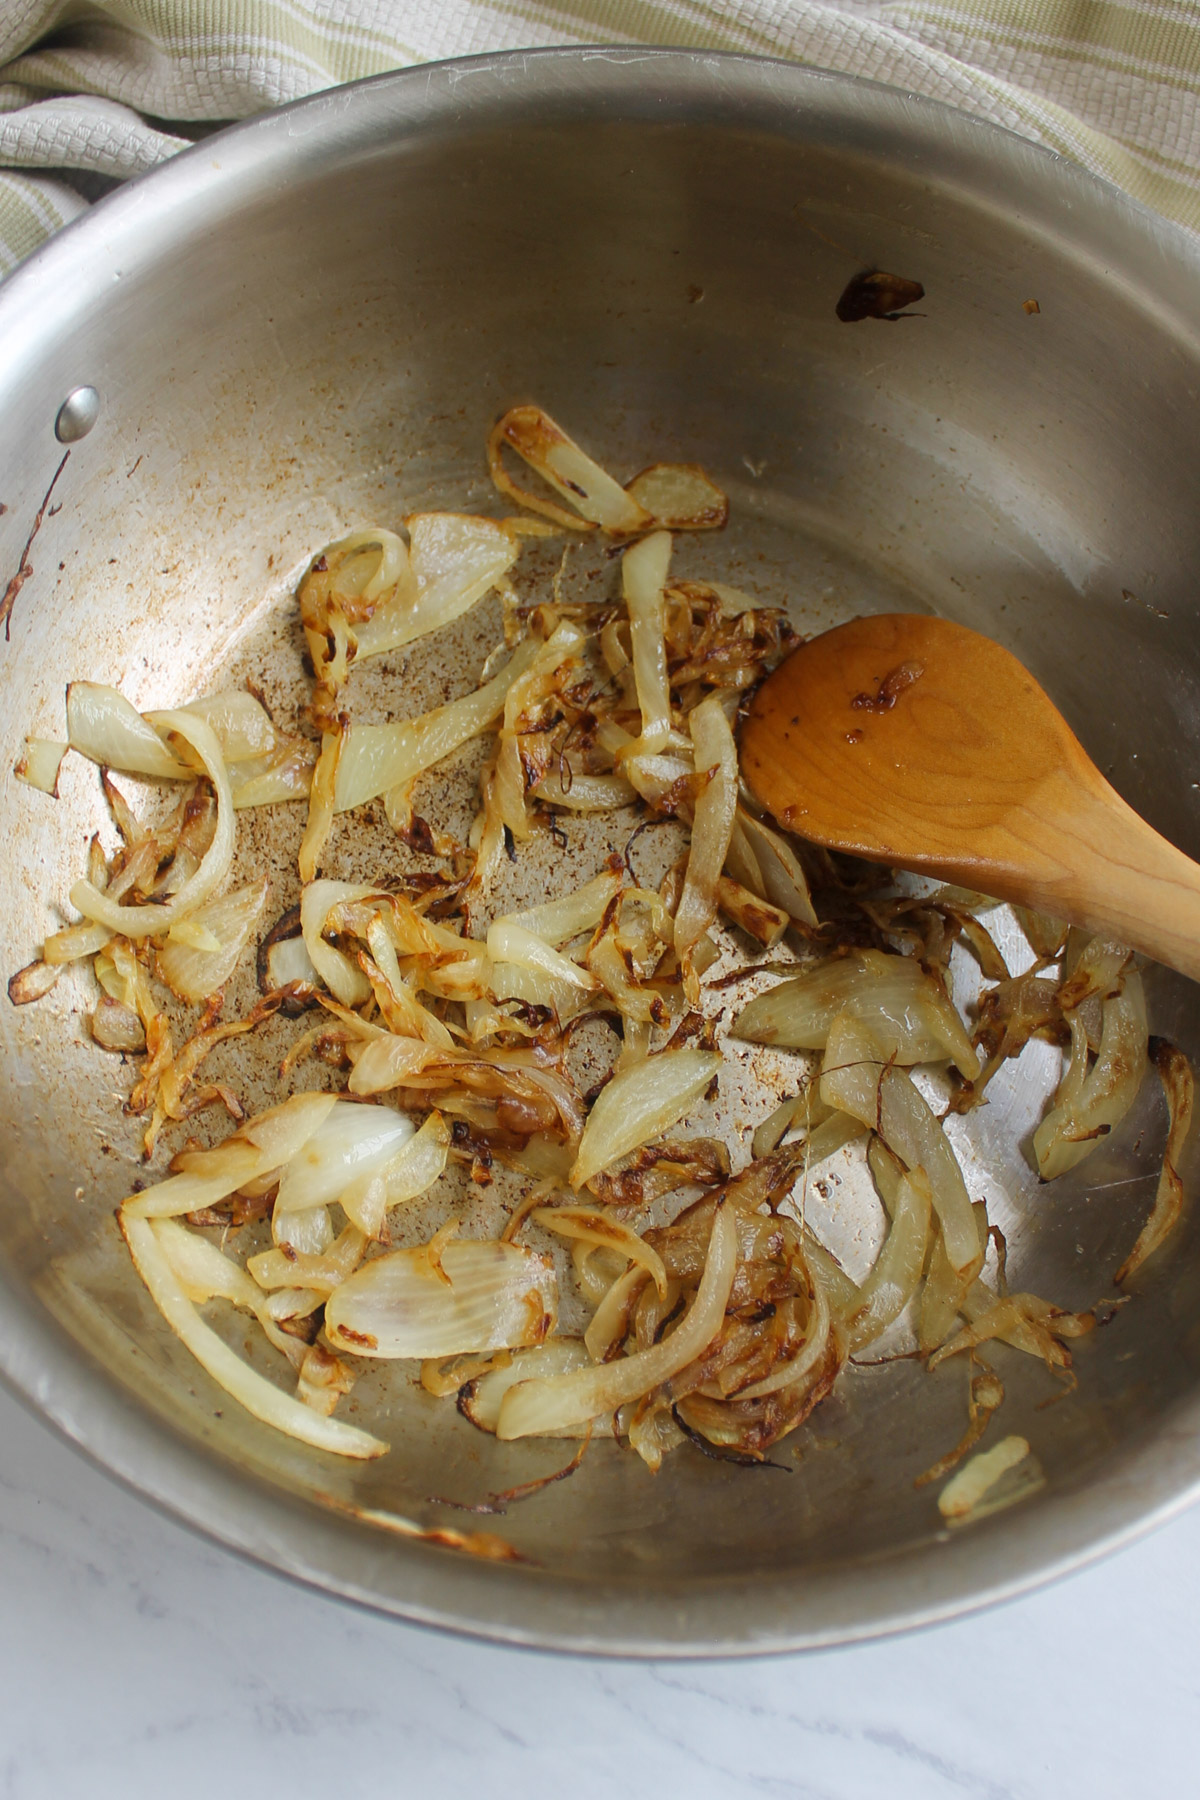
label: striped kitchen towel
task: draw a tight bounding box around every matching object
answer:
[0,0,1197,275]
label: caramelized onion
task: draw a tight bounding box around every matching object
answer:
[1116,1038,1194,1282]
[496,1202,736,1438]
[70,711,235,938]
[17,404,1169,1473]
[488,406,651,535]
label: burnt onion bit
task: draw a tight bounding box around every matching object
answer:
[836,270,925,322]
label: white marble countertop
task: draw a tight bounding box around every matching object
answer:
[2,1376,1196,1799]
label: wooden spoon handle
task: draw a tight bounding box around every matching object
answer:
[906,760,1200,981]
[1035,778,1200,981]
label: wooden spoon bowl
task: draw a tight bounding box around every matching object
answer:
[741,612,1200,982]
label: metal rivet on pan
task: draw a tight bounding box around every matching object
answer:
[54,386,100,443]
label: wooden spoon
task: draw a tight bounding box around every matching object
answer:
[741,611,1200,983]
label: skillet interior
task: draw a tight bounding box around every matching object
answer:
[1,50,1200,1653]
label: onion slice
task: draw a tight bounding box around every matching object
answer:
[497,868,623,946]
[533,770,636,812]
[487,405,651,535]
[8,960,62,1004]
[123,1091,338,1219]
[570,1048,722,1190]
[533,1205,668,1300]
[822,1014,981,1283]
[353,514,518,662]
[1034,973,1148,1179]
[734,950,978,1080]
[274,1099,416,1215]
[69,711,234,938]
[459,1339,599,1436]
[733,1271,832,1400]
[151,1215,308,1361]
[325,1237,557,1359]
[845,1169,932,1350]
[151,689,285,764]
[625,463,728,531]
[43,919,112,965]
[92,995,146,1052]
[339,1110,451,1238]
[15,738,67,795]
[621,531,674,753]
[247,1221,367,1294]
[1116,1038,1195,1282]
[675,696,738,958]
[119,1211,387,1458]
[726,807,817,928]
[496,1202,736,1438]
[334,637,540,814]
[229,742,316,809]
[156,877,269,1003]
[66,682,189,779]
[487,920,600,994]
[300,880,378,1007]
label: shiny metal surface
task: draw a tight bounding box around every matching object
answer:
[1,48,1199,1656]
[53,385,100,444]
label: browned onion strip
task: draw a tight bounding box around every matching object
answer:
[1116,1038,1195,1282]
[496,1202,737,1438]
[8,960,62,1004]
[715,876,789,947]
[930,1287,1088,1372]
[733,1272,832,1400]
[71,714,235,939]
[459,1340,603,1439]
[532,1206,668,1300]
[584,1265,648,1362]
[15,737,67,795]
[915,1367,1005,1488]
[1034,973,1147,1179]
[248,1224,367,1294]
[487,406,651,536]
[620,531,675,754]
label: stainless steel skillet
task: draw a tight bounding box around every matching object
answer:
[1,47,1199,1655]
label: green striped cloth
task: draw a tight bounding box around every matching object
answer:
[1,1,1197,275]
